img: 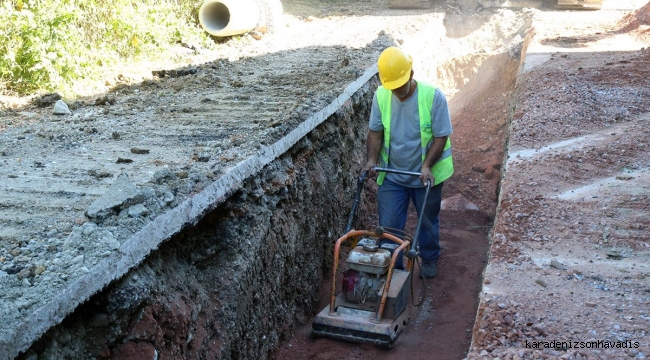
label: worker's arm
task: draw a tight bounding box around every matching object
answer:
[362,130,383,178]
[420,136,448,186]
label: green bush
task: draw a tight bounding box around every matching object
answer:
[0,0,213,95]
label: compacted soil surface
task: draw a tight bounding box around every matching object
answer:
[1,0,649,359]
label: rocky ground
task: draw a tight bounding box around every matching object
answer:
[465,3,650,359]
[0,0,649,359]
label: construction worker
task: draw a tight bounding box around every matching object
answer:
[362,47,453,278]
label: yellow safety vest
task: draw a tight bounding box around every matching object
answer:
[376,81,454,186]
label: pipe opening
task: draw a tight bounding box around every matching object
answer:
[200,2,231,32]
[198,0,261,37]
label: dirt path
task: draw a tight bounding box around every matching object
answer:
[271,210,492,360]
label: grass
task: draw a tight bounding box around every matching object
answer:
[0,0,215,97]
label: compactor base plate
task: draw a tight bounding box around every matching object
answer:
[311,303,410,348]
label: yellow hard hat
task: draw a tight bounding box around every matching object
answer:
[377,47,413,90]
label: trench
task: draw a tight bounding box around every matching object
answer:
[16,19,529,360]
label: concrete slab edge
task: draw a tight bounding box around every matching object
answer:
[0,65,379,360]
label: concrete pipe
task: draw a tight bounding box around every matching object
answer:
[198,0,261,37]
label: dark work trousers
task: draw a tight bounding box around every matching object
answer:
[377,178,443,268]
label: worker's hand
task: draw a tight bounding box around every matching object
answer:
[420,167,435,188]
[362,161,377,178]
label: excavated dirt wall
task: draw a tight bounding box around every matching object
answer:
[17,78,379,360]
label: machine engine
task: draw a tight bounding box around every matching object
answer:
[342,239,395,304]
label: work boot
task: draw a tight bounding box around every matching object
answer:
[419,260,438,278]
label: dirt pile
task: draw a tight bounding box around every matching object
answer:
[619,2,650,34]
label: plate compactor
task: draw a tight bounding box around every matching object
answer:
[312,167,430,348]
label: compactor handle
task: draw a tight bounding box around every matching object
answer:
[372,166,423,178]
[345,170,368,233]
